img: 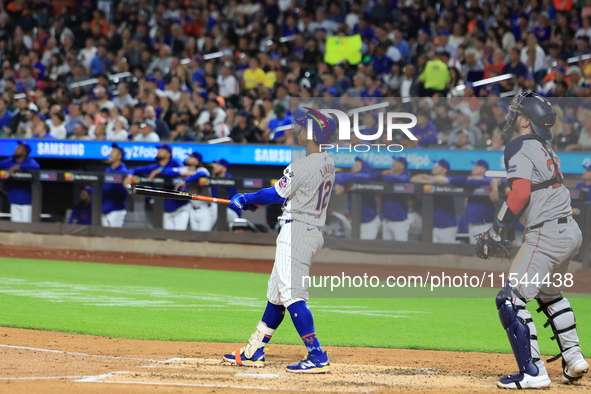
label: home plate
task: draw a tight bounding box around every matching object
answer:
[235,373,284,378]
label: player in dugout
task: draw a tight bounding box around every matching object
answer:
[0,141,40,223]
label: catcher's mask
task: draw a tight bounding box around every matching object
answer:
[504,92,556,140]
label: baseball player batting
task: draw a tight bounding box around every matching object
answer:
[475,92,588,389]
[223,108,336,373]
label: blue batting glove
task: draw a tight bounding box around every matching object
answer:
[243,204,260,212]
[229,194,250,211]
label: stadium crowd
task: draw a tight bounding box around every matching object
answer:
[0,0,591,150]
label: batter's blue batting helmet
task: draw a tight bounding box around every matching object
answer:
[293,107,337,144]
[504,92,556,140]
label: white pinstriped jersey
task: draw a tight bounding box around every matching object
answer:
[274,152,335,227]
[507,139,571,228]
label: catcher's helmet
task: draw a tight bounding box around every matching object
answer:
[293,107,337,144]
[504,92,556,140]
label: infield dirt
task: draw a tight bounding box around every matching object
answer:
[0,245,590,393]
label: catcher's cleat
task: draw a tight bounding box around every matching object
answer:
[223,347,266,367]
[562,358,589,384]
[285,352,330,374]
[497,372,551,389]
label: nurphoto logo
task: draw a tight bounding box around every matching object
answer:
[307,107,418,153]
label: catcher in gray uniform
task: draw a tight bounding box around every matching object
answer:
[476,92,589,389]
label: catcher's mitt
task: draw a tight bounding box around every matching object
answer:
[475,228,512,260]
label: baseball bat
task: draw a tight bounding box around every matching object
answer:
[128,185,261,210]
[129,185,231,203]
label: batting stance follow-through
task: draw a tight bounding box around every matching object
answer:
[475,92,589,389]
[223,108,336,373]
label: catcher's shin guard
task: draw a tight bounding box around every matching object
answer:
[496,283,541,377]
[537,294,587,382]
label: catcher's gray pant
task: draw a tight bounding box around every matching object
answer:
[267,220,323,307]
[508,216,584,372]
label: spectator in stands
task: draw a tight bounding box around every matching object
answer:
[381,157,411,242]
[483,49,505,79]
[64,102,83,137]
[134,120,160,142]
[124,144,191,231]
[210,158,240,225]
[0,141,40,223]
[419,52,450,96]
[113,82,137,109]
[101,143,128,227]
[558,116,580,151]
[487,131,508,151]
[69,186,93,225]
[70,122,92,141]
[144,105,171,140]
[268,103,292,144]
[502,48,529,88]
[0,97,13,134]
[107,116,129,141]
[170,120,196,142]
[448,104,481,149]
[450,160,500,245]
[462,48,485,83]
[88,45,111,76]
[411,159,457,243]
[435,30,458,58]
[410,110,438,147]
[47,112,66,139]
[574,36,591,57]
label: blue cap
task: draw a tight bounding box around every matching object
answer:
[16,140,31,155]
[216,158,230,169]
[82,185,93,196]
[293,107,337,144]
[189,151,203,163]
[439,29,450,36]
[433,159,450,171]
[111,143,125,159]
[157,144,172,153]
[554,65,566,73]
[583,164,591,171]
[563,115,576,124]
[146,75,158,83]
[237,110,250,117]
[472,159,489,170]
[326,87,338,96]
[394,156,408,168]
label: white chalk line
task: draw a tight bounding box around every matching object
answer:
[0,344,160,363]
[0,376,88,381]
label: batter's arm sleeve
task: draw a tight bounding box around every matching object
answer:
[495,178,532,230]
[273,164,301,198]
[245,186,285,205]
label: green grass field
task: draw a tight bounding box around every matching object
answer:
[0,257,589,355]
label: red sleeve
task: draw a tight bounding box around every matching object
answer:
[506,178,532,215]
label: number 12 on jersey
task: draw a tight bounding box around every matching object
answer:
[315,180,332,211]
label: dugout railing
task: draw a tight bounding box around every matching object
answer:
[1,170,590,268]
[347,182,591,269]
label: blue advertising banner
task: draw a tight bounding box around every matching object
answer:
[2,139,591,174]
